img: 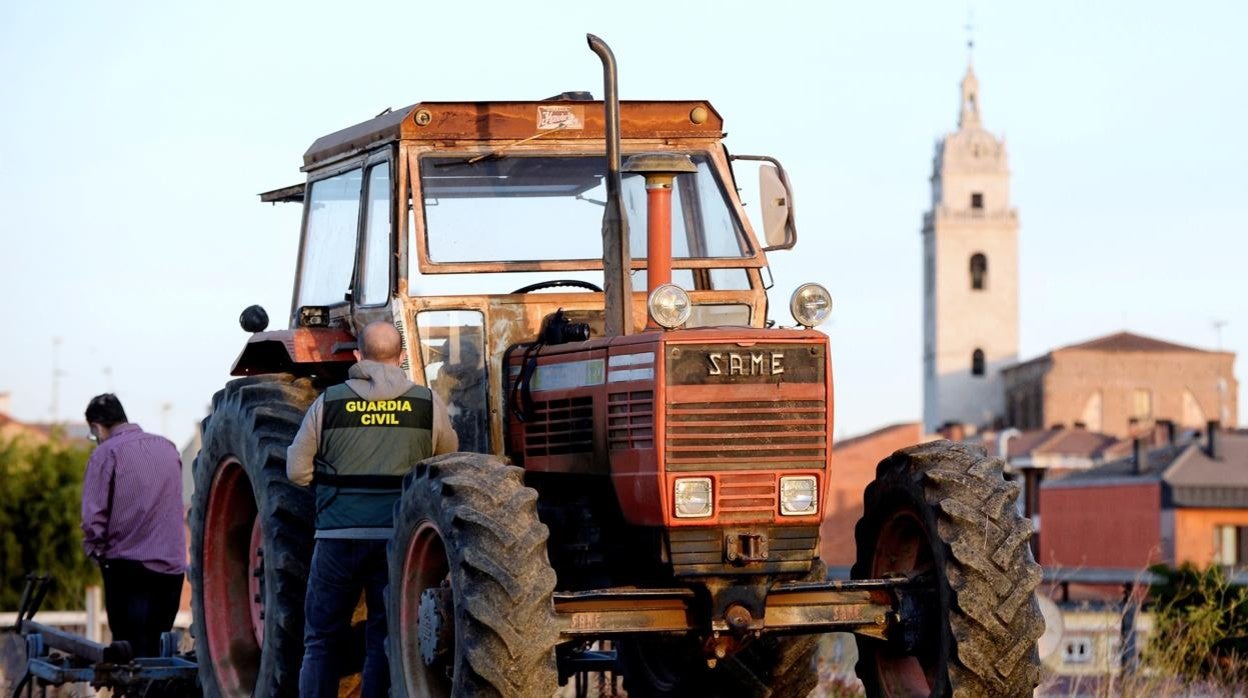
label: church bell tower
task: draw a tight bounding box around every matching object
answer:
[922,61,1019,432]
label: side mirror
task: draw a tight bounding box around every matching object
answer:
[730,155,797,252]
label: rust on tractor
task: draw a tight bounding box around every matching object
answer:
[196,34,1043,698]
[230,326,355,376]
[302,100,725,170]
[552,579,900,640]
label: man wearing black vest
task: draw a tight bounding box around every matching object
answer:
[287,321,458,697]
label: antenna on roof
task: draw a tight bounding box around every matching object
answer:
[1213,319,1228,350]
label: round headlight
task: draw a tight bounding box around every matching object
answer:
[789,283,832,328]
[648,284,692,329]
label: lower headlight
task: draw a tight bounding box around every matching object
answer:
[648,284,692,329]
[674,477,713,518]
[789,283,832,328]
[779,476,818,516]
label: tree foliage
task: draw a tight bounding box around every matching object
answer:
[0,433,99,610]
[1147,563,1248,685]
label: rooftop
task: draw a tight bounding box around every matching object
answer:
[834,422,923,451]
[1042,430,1248,507]
[981,426,1120,462]
[1005,330,1226,374]
[1056,331,1211,354]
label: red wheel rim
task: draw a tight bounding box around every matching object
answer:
[871,509,938,696]
[398,520,452,698]
[248,516,265,644]
[202,457,261,693]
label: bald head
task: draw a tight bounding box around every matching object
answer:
[359,322,403,365]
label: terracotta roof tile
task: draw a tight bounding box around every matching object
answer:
[1165,432,1248,487]
[834,422,923,451]
[1036,429,1120,458]
[1056,331,1209,354]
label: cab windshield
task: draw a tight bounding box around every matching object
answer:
[419,153,751,265]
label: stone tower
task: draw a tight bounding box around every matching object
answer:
[922,61,1019,432]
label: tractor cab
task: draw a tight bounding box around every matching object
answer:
[243,96,825,460]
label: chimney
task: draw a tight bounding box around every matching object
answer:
[1133,437,1147,474]
[1157,419,1176,445]
[1207,421,1222,459]
[0,391,9,416]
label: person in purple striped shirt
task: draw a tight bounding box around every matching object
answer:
[80,393,187,658]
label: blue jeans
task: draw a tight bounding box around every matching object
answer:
[298,538,390,698]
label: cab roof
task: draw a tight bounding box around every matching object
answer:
[302,99,724,170]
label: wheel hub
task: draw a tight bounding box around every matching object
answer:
[418,585,454,668]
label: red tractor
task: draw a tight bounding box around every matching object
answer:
[189,35,1042,697]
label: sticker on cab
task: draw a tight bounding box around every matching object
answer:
[537,105,584,131]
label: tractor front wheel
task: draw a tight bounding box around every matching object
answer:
[386,452,560,697]
[852,440,1044,697]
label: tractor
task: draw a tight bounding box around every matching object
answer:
[189,35,1043,697]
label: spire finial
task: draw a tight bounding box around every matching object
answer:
[964,9,975,63]
[959,9,981,129]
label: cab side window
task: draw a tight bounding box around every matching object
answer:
[359,163,392,305]
[296,168,362,308]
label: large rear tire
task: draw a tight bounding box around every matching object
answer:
[386,452,560,697]
[852,440,1044,697]
[189,375,317,697]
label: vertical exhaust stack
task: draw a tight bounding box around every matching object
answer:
[622,153,697,326]
[587,34,633,337]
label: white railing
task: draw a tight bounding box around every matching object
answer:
[0,586,192,641]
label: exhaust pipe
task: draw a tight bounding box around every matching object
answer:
[587,33,633,336]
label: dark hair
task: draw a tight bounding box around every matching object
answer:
[85,393,127,427]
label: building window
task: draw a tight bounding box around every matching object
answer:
[1182,388,1206,428]
[1080,390,1104,433]
[1132,389,1153,422]
[1213,525,1248,566]
[970,253,988,290]
[1062,637,1093,664]
[971,349,985,377]
[971,192,984,210]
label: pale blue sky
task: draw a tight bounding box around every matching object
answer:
[1,0,1244,447]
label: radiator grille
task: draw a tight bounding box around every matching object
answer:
[524,396,593,457]
[717,472,777,523]
[665,400,827,470]
[608,391,654,450]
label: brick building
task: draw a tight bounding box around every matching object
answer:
[1003,331,1237,438]
[1040,427,1248,571]
[819,422,926,566]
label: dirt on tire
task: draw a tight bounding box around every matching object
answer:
[386,452,559,698]
[189,374,316,698]
[852,440,1044,698]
